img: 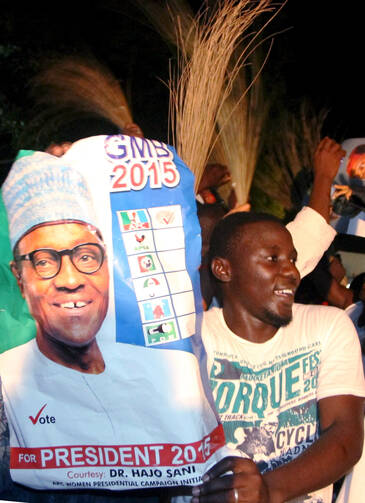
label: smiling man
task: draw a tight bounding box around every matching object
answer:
[192,212,365,503]
[11,221,108,374]
[2,152,109,375]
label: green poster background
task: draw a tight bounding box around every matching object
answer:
[0,191,36,353]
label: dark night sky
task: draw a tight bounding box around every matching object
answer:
[278,0,363,139]
[0,0,364,157]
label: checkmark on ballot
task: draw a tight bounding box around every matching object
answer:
[157,210,175,226]
[29,403,47,424]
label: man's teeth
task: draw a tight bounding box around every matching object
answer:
[60,301,87,309]
[275,289,293,295]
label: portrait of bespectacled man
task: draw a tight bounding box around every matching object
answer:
[11,220,109,374]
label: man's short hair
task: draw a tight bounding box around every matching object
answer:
[209,211,283,264]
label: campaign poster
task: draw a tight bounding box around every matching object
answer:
[0,136,232,491]
[331,138,365,237]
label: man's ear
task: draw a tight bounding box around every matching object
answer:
[211,257,231,282]
[10,261,25,296]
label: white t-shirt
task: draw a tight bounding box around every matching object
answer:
[202,304,365,503]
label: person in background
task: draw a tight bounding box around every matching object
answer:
[46,121,144,158]
[196,163,240,211]
[295,250,354,308]
[349,272,365,304]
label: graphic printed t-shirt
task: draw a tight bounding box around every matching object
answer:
[202,304,365,503]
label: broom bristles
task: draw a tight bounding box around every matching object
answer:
[134,0,196,54]
[30,55,133,133]
[215,47,271,204]
[169,0,274,192]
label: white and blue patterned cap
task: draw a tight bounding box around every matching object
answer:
[2,151,98,249]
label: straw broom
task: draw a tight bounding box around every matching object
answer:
[215,48,270,204]
[28,55,133,143]
[168,0,274,192]
[134,0,196,55]
[134,0,276,198]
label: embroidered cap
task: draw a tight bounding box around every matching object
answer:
[2,151,98,249]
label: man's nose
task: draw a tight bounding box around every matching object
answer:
[53,256,84,289]
[281,260,300,282]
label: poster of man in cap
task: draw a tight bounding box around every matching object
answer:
[0,135,231,492]
[331,138,365,237]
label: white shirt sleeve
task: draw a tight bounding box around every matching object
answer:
[318,307,365,400]
[286,206,336,278]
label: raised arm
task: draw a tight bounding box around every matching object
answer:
[286,137,345,279]
[309,136,346,223]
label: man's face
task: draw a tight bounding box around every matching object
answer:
[14,222,109,348]
[220,221,300,328]
[349,154,365,179]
